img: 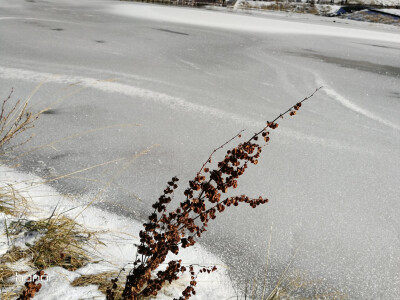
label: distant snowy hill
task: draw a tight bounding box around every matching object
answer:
[243,0,400,5]
[353,0,399,5]
[319,0,399,4]
[313,0,399,4]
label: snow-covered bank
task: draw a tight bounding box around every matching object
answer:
[233,0,275,10]
[111,2,400,43]
[233,0,343,17]
[377,9,400,16]
[0,165,235,299]
[1,0,400,298]
[351,0,400,4]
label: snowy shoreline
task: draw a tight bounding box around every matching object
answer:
[0,165,235,299]
[111,2,400,42]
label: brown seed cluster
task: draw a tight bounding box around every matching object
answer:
[109,88,321,300]
[177,265,217,300]
[290,102,302,116]
[17,270,46,300]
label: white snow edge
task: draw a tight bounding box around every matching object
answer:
[110,3,400,44]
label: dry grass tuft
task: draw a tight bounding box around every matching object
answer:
[307,5,319,15]
[2,216,96,271]
[0,264,24,299]
[72,271,125,298]
[363,13,400,25]
[0,265,15,288]
[0,288,20,300]
[1,247,30,265]
[240,2,322,16]
[0,184,29,216]
[265,270,348,300]
[238,269,348,300]
[29,216,94,271]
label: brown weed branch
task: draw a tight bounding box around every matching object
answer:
[108,88,321,300]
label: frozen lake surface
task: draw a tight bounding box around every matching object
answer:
[1,0,399,298]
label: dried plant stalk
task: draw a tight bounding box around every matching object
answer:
[0,89,39,153]
[107,88,321,300]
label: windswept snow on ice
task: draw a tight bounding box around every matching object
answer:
[111,3,400,43]
[0,65,373,154]
[318,80,400,131]
[0,165,235,300]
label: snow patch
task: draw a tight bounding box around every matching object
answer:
[111,3,400,43]
[37,267,103,300]
[0,165,235,299]
[374,9,400,17]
